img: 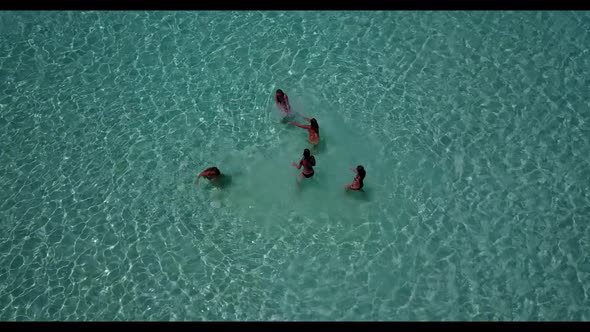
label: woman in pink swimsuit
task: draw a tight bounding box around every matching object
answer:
[275,89,292,116]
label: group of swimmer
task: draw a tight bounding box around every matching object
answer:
[196,89,366,191]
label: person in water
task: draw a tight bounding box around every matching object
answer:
[195,166,221,186]
[288,117,320,145]
[291,148,316,179]
[275,89,291,116]
[345,165,366,191]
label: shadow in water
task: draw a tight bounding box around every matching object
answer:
[345,187,371,202]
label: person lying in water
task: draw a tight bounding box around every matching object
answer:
[345,165,366,191]
[195,166,221,186]
[288,117,320,145]
[291,148,316,179]
[275,89,292,116]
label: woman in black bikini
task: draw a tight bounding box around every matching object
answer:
[291,148,316,179]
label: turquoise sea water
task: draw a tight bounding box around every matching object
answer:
[1,11,589,321]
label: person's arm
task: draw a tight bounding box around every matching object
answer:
[291,160,302,169]
[350,167,358,174]
[288,121,311,129]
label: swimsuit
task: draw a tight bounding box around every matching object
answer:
[300,158,315,178]
[349,177,363,190]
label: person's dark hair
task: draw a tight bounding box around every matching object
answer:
[212,167,221,176]
[310,118,319,134]
[303,148,315,166]
[356,165,366,180]
[276,89,284,103]
[355,165,365,188]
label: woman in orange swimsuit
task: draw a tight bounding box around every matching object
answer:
[345,165,366,191]
[288,117,320,145]
[291,148,316,179]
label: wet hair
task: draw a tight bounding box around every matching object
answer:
[303,148,315,166]
[211,167,221,176]
[356,165,365,188]
[276,89,285,103]
[356,165,366,180]
[310,118,319,134]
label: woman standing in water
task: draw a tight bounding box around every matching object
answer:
[288,117,320,145]
[345,165,366,191]
[275,89,292,116]
[292,148,316,179]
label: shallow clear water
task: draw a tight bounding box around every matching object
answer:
[1,11,590,321]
